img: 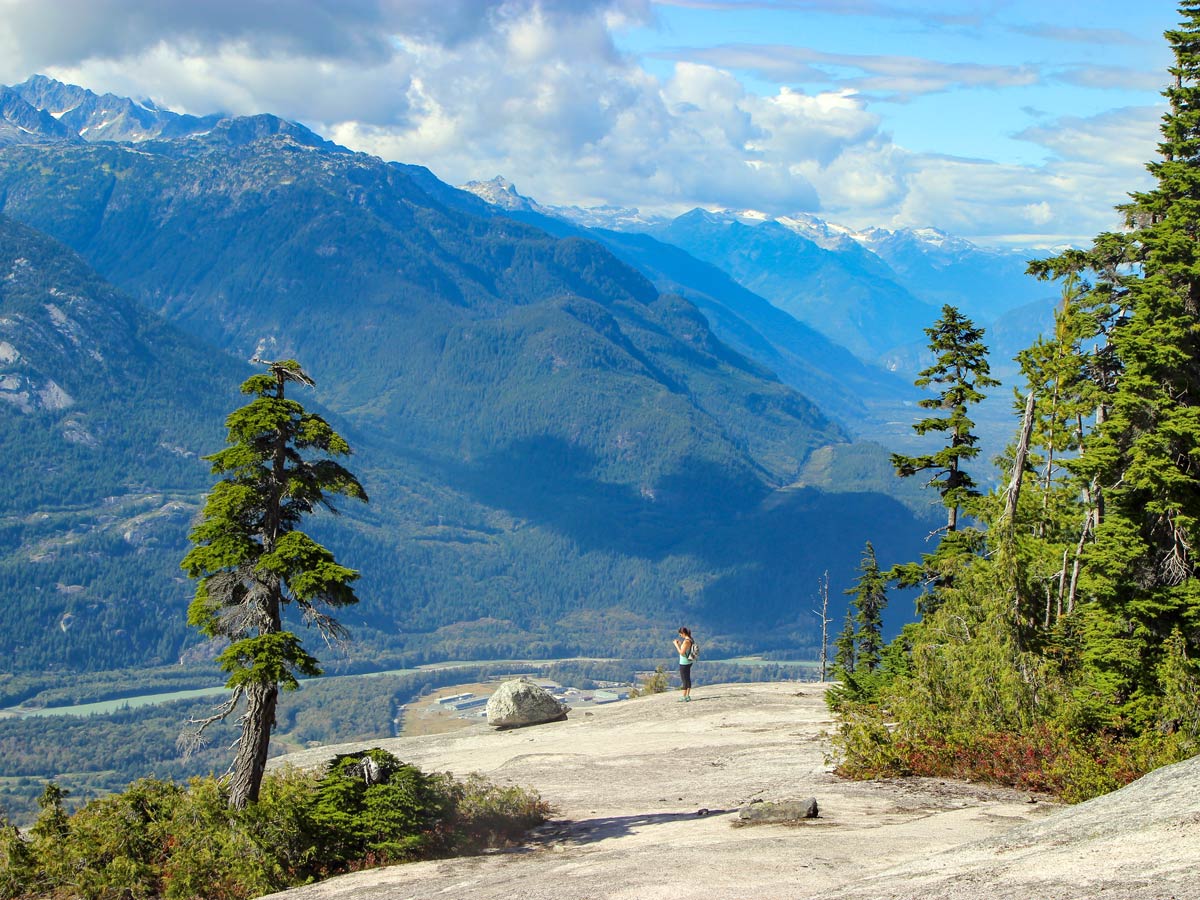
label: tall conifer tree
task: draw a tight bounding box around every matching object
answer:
[181,360,367,807]
[847,542,887,673]
[1032,2,1200,727]
[892,305,999,534]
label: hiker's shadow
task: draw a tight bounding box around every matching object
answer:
[559,809,739,845]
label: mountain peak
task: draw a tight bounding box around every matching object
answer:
[186,113,336,152]
[459,177,666,230]
[460,176,542,212]
[774,212,860,251]
[0,86,81,145]
[674,207,738,227]
[3,74,228,145]
[857,224,992,260]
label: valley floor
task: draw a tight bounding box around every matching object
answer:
[263,682,1199,900]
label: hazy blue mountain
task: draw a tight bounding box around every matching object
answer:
[521,198,1051,376]
[513,196,1053,467]
[645,209,936,362]
[0,78,941,672]
[857,226,1053,323]
[458,179,916,428]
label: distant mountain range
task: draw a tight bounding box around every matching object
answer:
[462,176,1053,369]
[461,178,915,427]
[0,76,942,674]
[1,74,222,144]
[461,177,1056,457]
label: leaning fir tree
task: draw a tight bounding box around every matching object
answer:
[1032,2,1200,731]
[181,360,367,807]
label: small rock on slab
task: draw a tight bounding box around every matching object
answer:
[736,797,819,825]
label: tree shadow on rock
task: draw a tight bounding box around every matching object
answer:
[554,808,740,845]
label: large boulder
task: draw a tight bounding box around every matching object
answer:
[486,679,568,729]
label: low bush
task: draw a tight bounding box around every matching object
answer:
[832,705,1192,803]
[0,749,550,900]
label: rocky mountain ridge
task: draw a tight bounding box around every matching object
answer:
[4,74,224,144]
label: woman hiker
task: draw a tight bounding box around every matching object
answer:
[673,626,696,701]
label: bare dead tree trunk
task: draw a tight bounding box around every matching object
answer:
[1054,547,1069,624]
[1067,508,1093,616]
[1005,392,1037,526]
[813,571,830,682]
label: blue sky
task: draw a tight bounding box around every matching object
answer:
[0,0,1178,247]
[636,1,1166,161]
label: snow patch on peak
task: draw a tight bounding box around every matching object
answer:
[775,212,860,250]
[459,176,539,212]
[0,341,20,364]
[911,226,949,243]
[733,209,770,223]
[551,203,666,230]
[856,225,979,256]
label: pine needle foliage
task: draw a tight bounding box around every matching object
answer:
[1025,2,1200,730]
[829,542,889,706]
[891,305,999,535]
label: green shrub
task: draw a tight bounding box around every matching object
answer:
[832,702,1193,803]
[829,703,907,779]
[310,749,449,866]
[161,772,319,900]
[629,665,669,697]
[2,749,549,900]
[0,817,38,900]
[443,773,552,853]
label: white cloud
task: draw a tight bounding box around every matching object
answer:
[0,0,1167,247]
[1053,64,1165,92]
[0,0,646,78]
[665,44,1041,99]
[1017,106,1161,168]
[654,0,985,29]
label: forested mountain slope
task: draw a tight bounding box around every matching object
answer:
[459,188,916,428]
[647,209,935,361]
[0,215,246,671]
[0,78,940,673]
